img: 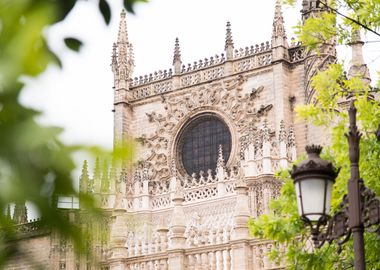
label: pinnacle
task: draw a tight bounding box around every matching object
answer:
[217,144,225,168]
[272,0,286,39]
[121,9,126,18]
[117,9,128,44]
[111,42,118,67]
[173,37,181,65]
[348,28,371,84]
[114,9,134,81]
[225,21,234,50]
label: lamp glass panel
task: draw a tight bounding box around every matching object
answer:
[295,182,303,217]
[325,180,333,217]
[297,178,333,221]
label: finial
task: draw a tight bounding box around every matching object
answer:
[225,21,234,49]
[121,9,126,18]
[272,0,288,52]
[225,21,234,60]
[93,157,101,179]
[217,144,225,168]
[117,10,128,44]
[93,157,101,193]
[79,160,90,194]
[173,37,182,74]
[272,0,286,38]
[114,9,134,84]
[305,144,322,155]
[100,160,110,193]
[173,37,181,65]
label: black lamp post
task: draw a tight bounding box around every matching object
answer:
[291,101,380,270]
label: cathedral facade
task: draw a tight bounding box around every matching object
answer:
[6,1,338,269]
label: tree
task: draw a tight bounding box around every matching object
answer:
[0,0,144,266]
[249,1,380,269]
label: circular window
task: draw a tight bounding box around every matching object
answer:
[178,115,232,176]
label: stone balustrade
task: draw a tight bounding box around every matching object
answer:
[109,238,284,270]
[289,45,304,63]
[128,40,282,101]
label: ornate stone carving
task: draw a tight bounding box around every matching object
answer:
[249,178,282,217]
[139,75,272,180]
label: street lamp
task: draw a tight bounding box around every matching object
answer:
[291,145,338,235]
[291,101,380,270]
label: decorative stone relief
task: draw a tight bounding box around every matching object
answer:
[139,75,273,180]
[249,178,282,218]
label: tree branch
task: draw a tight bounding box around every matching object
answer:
[319,0,380,38]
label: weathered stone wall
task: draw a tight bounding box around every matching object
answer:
[5,234,51,270]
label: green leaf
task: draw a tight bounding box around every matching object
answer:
[99,0,111,25]
[64,37,83,52]
[124,0,149,14]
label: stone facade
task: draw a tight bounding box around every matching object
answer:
[7,1,337,269]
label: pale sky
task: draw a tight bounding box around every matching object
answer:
[20,0,380,156]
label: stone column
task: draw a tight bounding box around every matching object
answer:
[262,123,272,174]
[109,208,127,270]
[231,178,251,270]
[141,166,150,210]
[168,191,186,270]
[224,21,234,75]
[172,37,182,90]
[243,141,257,177]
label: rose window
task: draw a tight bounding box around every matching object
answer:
[177,115,231,176]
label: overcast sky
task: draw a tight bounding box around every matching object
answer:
[21,0,380,151]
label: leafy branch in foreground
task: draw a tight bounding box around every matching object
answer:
[0,0,145,267]
[249,63,380,269]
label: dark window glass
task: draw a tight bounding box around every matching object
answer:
[179,116,231,175]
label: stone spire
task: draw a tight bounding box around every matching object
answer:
[225,21,234,60]
[271,0,288,61]
[111,9,134,90]
[348,29,371,86]
[217,144,225,168]
[173,37,182,74]
[93,157,101,193]
[79,160,90,194]
[272,0,287,47]
[112,10,135,146]
[13,201,27,224]
[100,160,110,193]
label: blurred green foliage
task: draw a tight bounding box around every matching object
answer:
[0,0,144,267]
[250,67,380,269]
[250,1,380,268]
